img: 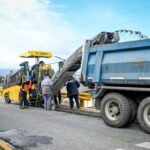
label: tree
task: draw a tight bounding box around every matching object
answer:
[0,76,5,85]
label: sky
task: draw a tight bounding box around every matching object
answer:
[0,0,150,71]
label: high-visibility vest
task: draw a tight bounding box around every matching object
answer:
[22,81,32,92]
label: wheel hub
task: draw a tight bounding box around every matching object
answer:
[112,106,119,114]
[105,100,120,121]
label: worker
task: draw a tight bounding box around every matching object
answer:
[54,90,61,106]
[66,76,80,109]
[20,80,32,109]
[39,61,45,82]
[41,76,53,110]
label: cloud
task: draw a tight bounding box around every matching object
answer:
[1,0,144,72]
[0,0,82,69]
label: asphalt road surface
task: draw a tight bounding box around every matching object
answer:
[0,97,150,150]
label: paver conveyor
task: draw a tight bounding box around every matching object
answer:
[51,46,83,95]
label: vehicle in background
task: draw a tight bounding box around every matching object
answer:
[0,75,5,97]
[3,68,23,103]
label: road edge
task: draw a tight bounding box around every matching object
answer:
[55,106,101,117]
[0,139,15,150]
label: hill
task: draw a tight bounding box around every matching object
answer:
[0,69,11,76]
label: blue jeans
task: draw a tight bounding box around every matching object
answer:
[43,94,52,110]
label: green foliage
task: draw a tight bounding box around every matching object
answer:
[0,76,5,85]
[49,68,55,77]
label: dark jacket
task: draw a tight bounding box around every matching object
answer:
[66,78,80,97]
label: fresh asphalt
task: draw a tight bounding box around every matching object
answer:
[0,97,150,150]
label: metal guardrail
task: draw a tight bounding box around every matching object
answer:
[61,92,91,101]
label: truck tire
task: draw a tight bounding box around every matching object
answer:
[128,98,137,124]
[100,92,131,128]
[5,94,11,104]
[137,97,150,134]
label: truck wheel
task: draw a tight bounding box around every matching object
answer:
[100,92,131,128]
[128,98,137,124]
[5,94,11,104]
[137,97,150,134]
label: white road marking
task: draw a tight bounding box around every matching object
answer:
[136,142,150,149]
[115,149,126,150]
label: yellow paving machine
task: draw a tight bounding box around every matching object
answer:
[3,50,53,106]
[3,50,92,107]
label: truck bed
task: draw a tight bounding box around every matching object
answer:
[81,39,150,86]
